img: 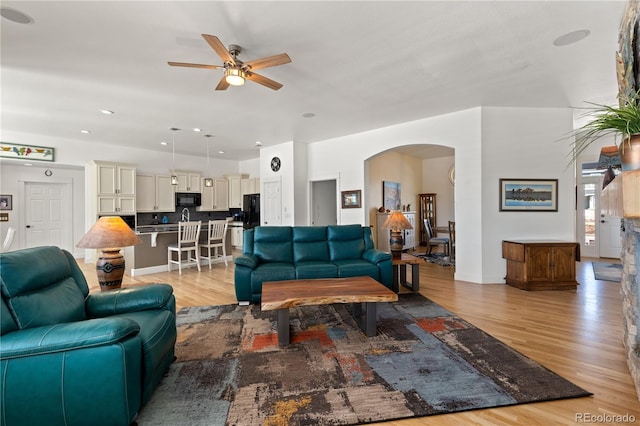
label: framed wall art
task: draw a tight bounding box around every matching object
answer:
[0,195,13,211]
[341,190,361,209]
[499,179,558,212]
[383,181,401,210]
[0,142,55,162]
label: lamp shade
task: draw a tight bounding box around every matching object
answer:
[381,210,413,230]
[76,216,141,249]
[596,146,622,169]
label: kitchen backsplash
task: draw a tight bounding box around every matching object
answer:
[137,208,240,226]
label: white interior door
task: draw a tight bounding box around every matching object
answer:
[262,180,282,225]
[600,211,622,258]
[577,175,621,259]
[25,182,72,251]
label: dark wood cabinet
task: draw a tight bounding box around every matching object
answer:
[418,193,436,245]
[502,240,580,290]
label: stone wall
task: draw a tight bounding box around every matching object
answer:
[621,218,640,400]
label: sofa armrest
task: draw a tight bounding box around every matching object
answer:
[86,283,174,318]
[234,254,259,270]
[362,249,392,264]
[0,317,139,360]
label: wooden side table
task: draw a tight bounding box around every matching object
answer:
[392,253,422,292]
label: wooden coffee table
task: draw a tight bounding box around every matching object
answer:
[261,276,398,347]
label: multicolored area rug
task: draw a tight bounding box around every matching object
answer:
[592,262,623,282]
[137,293,590,426]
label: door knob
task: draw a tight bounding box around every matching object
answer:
[26,225,31,228]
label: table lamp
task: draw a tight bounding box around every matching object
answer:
[76,216,141,291]
[382,210,413,258]
[597,145,622,189]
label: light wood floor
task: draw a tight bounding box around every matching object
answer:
[78,251,640,425]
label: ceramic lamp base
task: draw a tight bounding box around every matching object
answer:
[389,230,404,259]
[96,249,125,291]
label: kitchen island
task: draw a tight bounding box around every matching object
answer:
[130,221,238,276]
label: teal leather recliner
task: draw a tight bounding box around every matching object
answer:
[0,246,177,426]
[234,224,393,303]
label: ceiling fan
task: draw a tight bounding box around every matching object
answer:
[168,34,291,91]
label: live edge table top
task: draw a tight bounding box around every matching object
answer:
[261,276,398,311]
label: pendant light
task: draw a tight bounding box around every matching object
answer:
[204,134,214,187]
[170,128,180,185]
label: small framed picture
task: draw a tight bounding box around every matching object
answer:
[0,195,12,210]
[499,179,558,212]
[341,190,361,209]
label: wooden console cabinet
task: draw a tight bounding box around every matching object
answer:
[502,240,580,290]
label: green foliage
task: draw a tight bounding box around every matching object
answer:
[572,90,640,160]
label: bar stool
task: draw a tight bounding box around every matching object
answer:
[167,221,201,274]
[200,220,228,268]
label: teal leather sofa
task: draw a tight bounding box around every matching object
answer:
[0,246,177,426]
[234,225,393,303]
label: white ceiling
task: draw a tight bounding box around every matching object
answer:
[0,1,626,162]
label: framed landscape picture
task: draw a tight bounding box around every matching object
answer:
[499,179,558,212]
[341,190,361,209]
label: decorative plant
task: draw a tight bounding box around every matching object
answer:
[572,90,640,160]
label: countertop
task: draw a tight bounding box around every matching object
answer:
[136,221,243,234]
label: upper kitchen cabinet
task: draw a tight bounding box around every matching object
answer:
[88,161,136,215]
[227,174,248,208]
[198,178,229,211]
[241,177,261,195]
[175,171,201,192]
[137,174,175,213]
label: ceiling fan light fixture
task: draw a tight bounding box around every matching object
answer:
[225,67,245,86]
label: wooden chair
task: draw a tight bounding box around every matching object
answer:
[448,220,456,260]
[424,219,449,255]
[200,220,228,268]
[168,221,201,274]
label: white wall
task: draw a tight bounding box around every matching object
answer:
[3,130,240,175]
[0,162,85,256]
[479,107,576,283]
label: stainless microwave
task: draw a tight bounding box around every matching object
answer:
[175,192,201,207]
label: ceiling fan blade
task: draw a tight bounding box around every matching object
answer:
[168,61,222,70]
[246,72,283,90]
[215,76,230,91]
[245,53,291,71]
[202,34,235,64]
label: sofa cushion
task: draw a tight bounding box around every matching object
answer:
[328,225,365,261]
[293,226,329,263]
[333,259,380,280]
[295,262,338,279]
[253,227,293,264]
[250,263,296,294]
[1,299,18,336]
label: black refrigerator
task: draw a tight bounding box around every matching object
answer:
[243,194,260,229]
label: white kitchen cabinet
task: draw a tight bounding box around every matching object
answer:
[90,161,136,214]
[242,177,260,195]
[231,225,243,248]
[197,178,229,211]
[137,174,175,212]
[227,174,248,208]
[175,171,201,192]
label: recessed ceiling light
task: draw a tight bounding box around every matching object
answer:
[302,112,315,118]
[0,7,34,24]
[553,29,590,46]
[24,163,33,167]
[255,141,263,146]
[218,150,225,154]
[99,109,114,115]
[193,128,202,132]
[80,129,91,134]
[160,141,168,146]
